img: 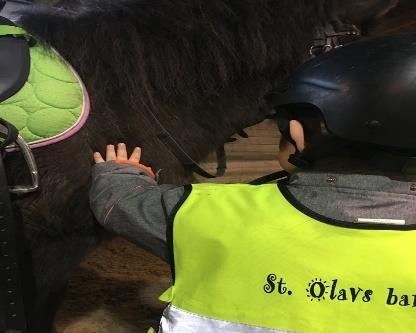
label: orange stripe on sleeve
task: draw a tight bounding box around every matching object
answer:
[115,160,156,179]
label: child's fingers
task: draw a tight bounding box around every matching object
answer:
[94,152,105,163]
[106,145,117,161]
[129,147,142,162]
[117,143,128,160]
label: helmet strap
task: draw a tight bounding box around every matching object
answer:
[288,150,312,169]
[287,136,348,169]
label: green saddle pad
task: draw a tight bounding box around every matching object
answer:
[0,25,89,149]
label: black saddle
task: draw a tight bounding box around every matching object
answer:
[0,16,29,103]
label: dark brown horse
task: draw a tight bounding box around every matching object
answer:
[1,0,398,331]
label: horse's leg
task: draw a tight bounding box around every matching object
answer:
[14,181,99,332]
[20,193,100,333]
[26,234,99,333]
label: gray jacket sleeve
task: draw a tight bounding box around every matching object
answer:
[89,161,185,260]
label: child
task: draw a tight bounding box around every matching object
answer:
[90,33,416,332]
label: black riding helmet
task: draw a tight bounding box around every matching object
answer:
[266,33,416,169]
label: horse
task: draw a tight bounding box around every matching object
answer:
[1,0,398,331]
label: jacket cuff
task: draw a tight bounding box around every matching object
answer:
[114,160,156,179]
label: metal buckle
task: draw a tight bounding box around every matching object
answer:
[310,25,361,58]
[8,135,39,194]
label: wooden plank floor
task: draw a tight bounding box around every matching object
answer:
[369,0,416,36]
[194,119,282,184]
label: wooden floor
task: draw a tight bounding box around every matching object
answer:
[194,119,282,184]
[369,0,416,36]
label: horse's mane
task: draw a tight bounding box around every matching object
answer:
[18,0,327,109]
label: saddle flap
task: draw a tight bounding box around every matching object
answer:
[0,16,30,104]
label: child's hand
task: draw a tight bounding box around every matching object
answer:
[94,143,155,178]
[94,143,141,164]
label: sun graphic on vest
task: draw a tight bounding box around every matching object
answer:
[306,278,330,301]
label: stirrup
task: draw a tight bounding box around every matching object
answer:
[0,119,39,194]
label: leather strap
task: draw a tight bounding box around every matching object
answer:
[0,122,27,332]
[0,119,18,150]
[157,132,227,178]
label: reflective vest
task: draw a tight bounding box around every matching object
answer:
[157,183,416,332]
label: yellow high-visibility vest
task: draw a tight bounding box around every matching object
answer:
[157,183,416,332]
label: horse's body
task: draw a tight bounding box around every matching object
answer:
[1,0,397,331]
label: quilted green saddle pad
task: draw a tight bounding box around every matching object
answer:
[0,25,89,150]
